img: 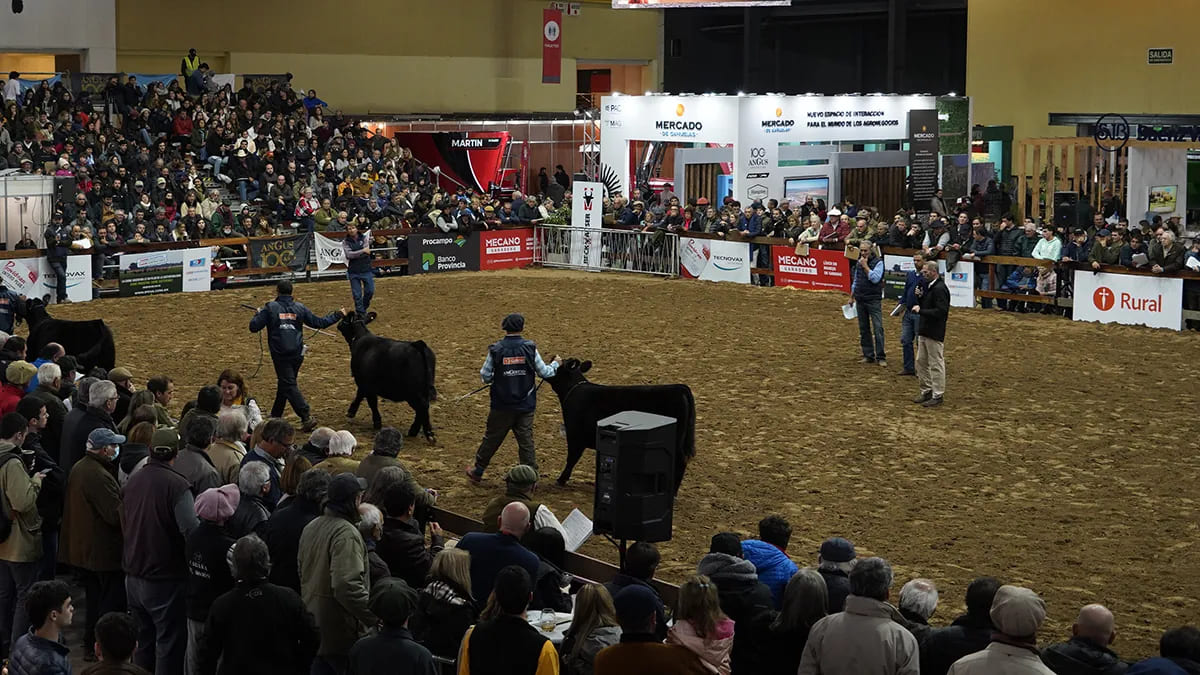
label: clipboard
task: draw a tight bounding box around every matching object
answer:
[844,244,860,260]
[794,242,810,257]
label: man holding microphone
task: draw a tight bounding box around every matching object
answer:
[897,251,927,376]
[911,262,950,408]
[848,240,887,367]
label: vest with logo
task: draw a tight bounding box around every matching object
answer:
[488,336,537,412]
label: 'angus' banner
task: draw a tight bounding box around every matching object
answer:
[249,234,310,271]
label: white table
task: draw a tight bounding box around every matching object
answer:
[528,611,573,644]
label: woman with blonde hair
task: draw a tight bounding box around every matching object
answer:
[667,574,735,675]
[409,548,478,659]
[561,583,622,675]
[312,429,360,474]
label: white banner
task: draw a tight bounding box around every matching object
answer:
[884,254,975,308]
[315,232,349,272]
[570,182,603,269]
[0,258,41,297]
[680,237,751,284]
[181,248,212,292]
[1073,271,1183,330]
[39,256,92,303]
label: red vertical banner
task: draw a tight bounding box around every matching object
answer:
[542,9,563,84]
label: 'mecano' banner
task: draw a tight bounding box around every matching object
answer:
[542,9,563,84]
[772,246,851,293]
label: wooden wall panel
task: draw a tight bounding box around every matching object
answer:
[840,167,906,217]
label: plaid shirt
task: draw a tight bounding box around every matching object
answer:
[9,630,71,675]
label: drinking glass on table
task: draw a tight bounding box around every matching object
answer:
[539,608,556,632]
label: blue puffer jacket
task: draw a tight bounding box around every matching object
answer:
[740,539,797,609]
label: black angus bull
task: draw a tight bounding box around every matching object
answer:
[546,358,695,491]
[24,297,116,372]
[337,311,437,439]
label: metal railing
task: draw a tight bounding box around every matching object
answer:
[534,225,679,277]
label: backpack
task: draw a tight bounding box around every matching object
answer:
[0,451,26,543]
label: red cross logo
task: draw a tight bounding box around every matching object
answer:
[1093,286,1115,311]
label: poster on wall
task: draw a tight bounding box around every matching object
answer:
[480,229,535,270]
[249,235,310,271]
[1149,185,1177,213]
[542,9,563,84]
[1073,272,1182,330]
[680,237,750,284]
[408,233,480,274]
[884,254,975,308]
[0,258,41,298]
[571,182,604,269]
[771,247,851,293]
[908,109,940,217]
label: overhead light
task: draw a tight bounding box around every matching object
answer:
[948,91,957,96]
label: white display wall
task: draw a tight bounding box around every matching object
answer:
[1126,146,1188,224]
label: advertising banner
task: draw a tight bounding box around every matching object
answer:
[249,234,310,271]
[182,249,212,292]
[680,237,750,284]
[571,182,604,269]
[480,228,535,270]
[883,254,909,301]
[315,232,348,272]
[0,258,41,297]
[393,132,511,193]
[1073,272,1183,330]
[771,246,852,293]
[408,233,480,274]
[884,254,975,308]
[119,250,183,297]
[908,109,940,217]
[542,9,563,84]
[39,256,92,303]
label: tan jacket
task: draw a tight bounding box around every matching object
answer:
[206,439,246,485]
[312,456,361,476]
[798,595,919,675]
[0,444,42,563]
[947,642,1056,675]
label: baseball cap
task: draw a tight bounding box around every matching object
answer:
[613,585,659,626]
[1097,228,1111,237]
[88,428,126,448]
[327,473,367,503]
[369,578,419,626]
[819,537,856,563]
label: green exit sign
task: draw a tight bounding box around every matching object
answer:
[1148,48,1173,65]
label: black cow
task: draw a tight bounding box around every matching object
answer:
[24,297,116,372]
[546,358,695,491]
[337,311,437,439]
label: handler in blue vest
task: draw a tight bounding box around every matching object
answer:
[342,221,374,314]
[465,313,560,483]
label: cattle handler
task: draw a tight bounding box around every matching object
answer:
[250,280,344,432]
[465,313,561,483]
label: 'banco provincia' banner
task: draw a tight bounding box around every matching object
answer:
[1,256,92,304]
[571,182,604,269]
[772,246,851,293]
[118,249,211,297]
[408,233,481,274]
[680,237,751,284]
[1073,271,1183,330]
[883,254,975,308]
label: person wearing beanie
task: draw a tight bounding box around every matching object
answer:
[107,367,135,423]
[299,473,376,672]
[60,426,125,662]
[313,429,361,475]
[696,532,774,673]
[816,536,857,613]
[184,485,240,675]
[480,464,564,539]
[593,585,709,675]
[348,578,435,674]
[0,360,36,414]
[119,431,196,674]
[946,584,1053,674]
[465,313,561,483]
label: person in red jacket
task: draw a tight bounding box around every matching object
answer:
[0,361,36,414]
[171,110,194,146]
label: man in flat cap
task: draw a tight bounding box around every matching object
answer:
[948,584,1054,674]
[465,314,560,484]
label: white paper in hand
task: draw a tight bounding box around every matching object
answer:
[842,303,857,320]
[561,508,593,553]
[1186,256,1200,272]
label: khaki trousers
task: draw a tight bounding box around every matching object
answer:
[916,336,945,398]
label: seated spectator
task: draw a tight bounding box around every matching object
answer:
[410,548,479,660]
[263,469,328,593]
[948,585,1053,674]
[1089,229,1121,269]
[295,426,334,466]
[898,579,938,643]
[1126,626,1200,674]
[348,577,435,675]
[457,565,558,675]
[1120,234,1150,269]
[216,369,262,431]
[561,584,622,675]
[482,464,565,538]
[816,537,856,613]
[312,429,361,474]
[523,527,573,613]
[667,575,734,675]
[457,502,539,605]
[698,531,773,649]
[184,485,239,675]
[1150,230,1185,274]
[921,577,1001,675]
[798,557,918,675]
[357,502,390,587]
[227,460,271,539]
[207,410,247,485]
[8,579,73,675]
[1041,604,1128,675]
[365,463,435,530]
[741,515,798,609]
[354,426,407,484]
[199,534,320,675]
[753,568,829,675]
[177,385,221,441]
[604,541,668,643]
[85,611,151,675]
[594,585,709,675]
[378,480,444,589]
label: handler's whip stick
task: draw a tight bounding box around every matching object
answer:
[452,384,490,402]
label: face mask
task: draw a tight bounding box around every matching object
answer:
[111,445,120,460]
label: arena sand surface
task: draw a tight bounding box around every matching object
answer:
[54,268,1200,656]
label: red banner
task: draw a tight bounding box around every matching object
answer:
[480,228,535,270]
[542,9,562,84]
[772,246,852,293]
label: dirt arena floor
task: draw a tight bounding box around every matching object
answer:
[51,268,1200,656]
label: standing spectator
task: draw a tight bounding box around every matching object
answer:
[185,485,240,675]
[146,375,177,428]
[199,534,321,675]
[947,585,1053,674]
[296,426,335,466]
[593,585,709,675]
[0,411,44,654]
[1032,226,1062,261]
[603,541,668,643]
[177,385,220,443]
[207,410,247,485]
[561,584,622,675]
[30,362,67,463]
[798,557,919,675]
[263,469,329,593]
[993,216,1023,309]
[697,532,773,673]
[59,378,120,475]
[20,397,63,582]
[299,473,376,674]
[85,611,151,674]
[913,261,951,408]
[409,548,479,660]
[921,577,1002,675]
[1040,604,1128,675]
[0,361,35,414]
[227,461,272,539]
[216,369,262,432]
[240,418,293,510]
[107,368,135,423]
[7,579,73,675]
[174,414,221,497]
[347,577,437,675]
[741,515,798,609]
[666,575,734,675]
[378,481,443,589]
[357,502,390,587]
[121,442,197,675]
[458,502,540,605]
[817,537,856,613]
[930,188,949,219]
[898,579,938,643]
[849,241,887,367]
[60,427,125,664]
[180,48,200,78]
[456,565,559,675]
[897,252,927,376]
[355,427,420,489]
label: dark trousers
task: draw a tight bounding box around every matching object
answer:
[472,408,536,476]
[0,560,39,653]
[83,569,126,647]
[39,529,58,581]
[311,655,349,675]
[995,264,1013,309]
[900,309,920,374]
[49,260,68,302]
[127,575,187,675]
[270,355,310,420]
[855,296,886,361]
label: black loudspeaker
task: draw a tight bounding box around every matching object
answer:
[593,411,676,543]
[54,177,77,203]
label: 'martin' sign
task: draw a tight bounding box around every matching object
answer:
[1074,273,1183,330]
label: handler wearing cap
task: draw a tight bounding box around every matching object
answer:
[465,314,560,484]
[947,585,1053,674]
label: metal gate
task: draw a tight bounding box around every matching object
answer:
[534,226,679,277]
